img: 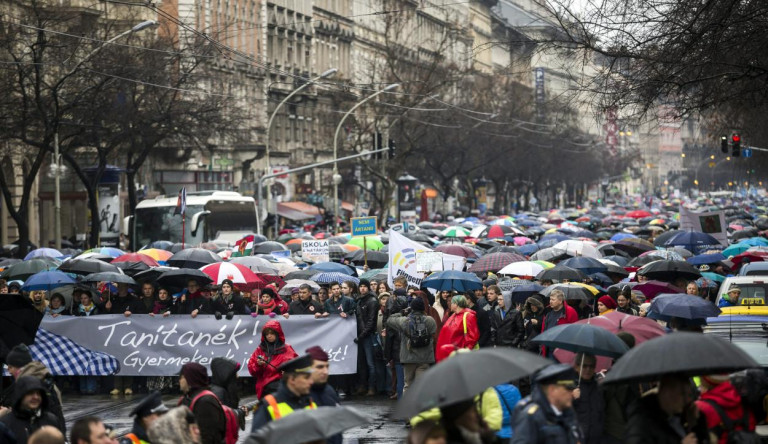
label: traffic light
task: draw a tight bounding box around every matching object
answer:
[732,134,741,157]
[721,135,728,153]
[388,139,396,159]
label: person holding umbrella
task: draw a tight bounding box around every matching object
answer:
[510,364,583,444]
[435,295,479,362]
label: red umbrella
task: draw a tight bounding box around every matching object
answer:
[111,253,159,267]
[730,251,768,267]
[467,252,526,273]
[625,210,652,219]
[435,244,478,259]
[256,273,286,289]
[200,262,266,291]
[632,280,684,300]
[483,225,516,239]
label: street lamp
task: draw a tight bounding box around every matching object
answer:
[262,68,337,229]
[53,20,157,250]
[332,83,399,233]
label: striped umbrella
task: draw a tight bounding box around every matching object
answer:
[441,227,470,238]
[311,272,360,285]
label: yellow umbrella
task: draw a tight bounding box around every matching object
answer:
[532,260,555,269]
[571,282,600,296]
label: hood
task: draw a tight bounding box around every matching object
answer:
[17,361,50,380]
[147,406,195,444]
[210,357,239,387]
[501,291,513,312]
[261,320,286,343]
[526,296,544,310]
[701,381,742,409]
[12,375,49,410]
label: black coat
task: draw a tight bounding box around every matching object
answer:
[251,382,315,432]
[625,393,709,444]
[288,298,325,315]
[210,293,249,315]
[100,295,148,314]
[355,293,379,338]
[180,388,227,444]
[0,376,62,443]
[309,383,342,444]
[176,295,213,315]
[210,358,240,409]
[573,378,604,444]
[510,385,583,444]
[491,307,525,348]
[472,304,493,348]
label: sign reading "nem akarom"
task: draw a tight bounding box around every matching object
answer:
[38,315,358,376]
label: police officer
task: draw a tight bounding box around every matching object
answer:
[250,354,318,432]
[120,391,168,444]
[510,364,584,444]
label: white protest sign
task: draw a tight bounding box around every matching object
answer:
[416,251,444,272]
[302,239,330,263]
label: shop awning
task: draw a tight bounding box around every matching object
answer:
[341,201,355,212]
[277,201,320,221]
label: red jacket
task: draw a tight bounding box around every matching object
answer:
[435,309,479,362]
[695,382,755,444]
[247,320,298,398]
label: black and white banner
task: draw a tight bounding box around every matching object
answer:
[37,315,358,376]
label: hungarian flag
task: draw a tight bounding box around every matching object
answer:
[173,187,187,216]
[232,234,255,257]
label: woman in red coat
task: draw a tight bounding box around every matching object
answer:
[435,295,479,362]
[247,319,298,398]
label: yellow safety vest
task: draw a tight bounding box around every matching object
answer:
[123,433,149,444]
[263,394,317,420]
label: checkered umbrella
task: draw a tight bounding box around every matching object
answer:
[29,328,120,375]
[311,272,360,285]
[468,252,526,273]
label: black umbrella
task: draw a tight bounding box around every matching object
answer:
[246,407,372,444]
[539,283,594,301]
[509,283,545,304]
[536,265,586,282]
[133,266,178,283]
[653,229,681,247]
[639,260,701,282]
[156,268,213,289]
[58,258,121,276]
[531,323,630,358]
[167,248,222,269]
[283,269,321,281]
[0,293,44,350]
[344,250,388,268]
[393,348,550,418]
[0,258,22,269]
[0,259,58,281]
[602,332,759,384]
[82,272,136,285]
[603,263,629,277]
[112,261,151,276]
[253,241,289,254]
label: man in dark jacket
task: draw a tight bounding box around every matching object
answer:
[323,282,356,316]
[355,279,380,396]
[0,376,63,443]
[209,357,240,410]
[178,363,226,444]
[288,284,325,316]
[176,280,212,317]
[467,291,493,348]
[490,287,525,348]
[511,364,584,444]
[100,283,147,315]
[306,346,342,444]
[625,374,707,444]
[251,355,317,431]
[572,353,603,444]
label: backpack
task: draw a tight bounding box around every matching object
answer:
[407,313,431,348]
[702,399,760,444]
[181,390,240,444]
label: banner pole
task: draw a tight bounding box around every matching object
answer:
[364,237,368,267]
[182,214,185,249]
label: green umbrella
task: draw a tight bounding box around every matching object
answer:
[348,236,384,250]
[360,267,388,280]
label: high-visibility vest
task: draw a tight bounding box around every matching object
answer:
[122,433,149,444]
[263,394,317,420]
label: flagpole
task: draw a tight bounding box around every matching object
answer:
[182,213,185,249]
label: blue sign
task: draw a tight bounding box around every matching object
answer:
[743,148,752,158]
[351,217,378,237]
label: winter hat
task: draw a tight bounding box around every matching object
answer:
[358,279,371,288]
[598,295,617,310]
[221,279,234,288]
[7,344,32,368]
[262,288,276,298]
[180,363,209,389]
[410,297,425,312]
[482,279,497,287]
[291,287,300,295]
[616,331,636,349]
[305,346,329,362]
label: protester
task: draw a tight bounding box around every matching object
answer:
[250,288,282,316]
[324,281,355,317]
[435,295,479,362]
[147,407,201,444]
[466,291,493,348]
[287,284,325,316]
[247,320,298,398]
[510,364,583,444]
[177,363,226,444]
[0,376,63,443]
[491,288,525,348]
[210,279,248,317]
[120,391,168,444]
[74,292,100,317]
[70,417,113,444]
[522,297,544,353]
[597,295,617,316]
[250,354,318,431]
[100,283,146,316]
[28,291,48,313]
[209,358,240,410]
[386,297,437,394]
[414,290,442,337]
[625,374,708,444]
[541,290,578,357]
[686,282,699,296]
[305,346,342,444]
[433,290,453,324]
[495,381,522,444]
[718,285,741,308]
[176,280,211,317]
[616,292,638,316]
[572,353,604,444]
[694,374,756,444]
[354,279,380,396]
[149,287,175,317]
[15,361,65,436]
[44,294,67,318]
[139,283,156,313]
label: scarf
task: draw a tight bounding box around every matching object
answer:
[45,305,67,315]
[78,303,95,316]
[153,299,174,314]
[257,300,277,314]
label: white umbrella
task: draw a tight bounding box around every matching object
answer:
[552,240,602,259]
[498,261,544,277]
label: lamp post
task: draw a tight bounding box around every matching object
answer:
[332,83,399,233]
[262,68,337,234]
[52,19,157,250]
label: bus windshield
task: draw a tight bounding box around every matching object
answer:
[135,205,205,247]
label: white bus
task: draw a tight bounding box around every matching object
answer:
[127,191,258,248]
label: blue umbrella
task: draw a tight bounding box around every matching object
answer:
[687,252,726,265]
[723,243,750,257]
[610,233,637,242]
[509,283,545,303]
[21,271,76,292]
[663,231,722,255]
[531,323,630,358]
[700,272,725,283]
[311,272,359,285]
[603,255,629,266]
[146,241,174,251]
[538,234,571,246]
[308,262,356,276]
[741,237,768,247]
[422,270,483,292]
[648,293,721,321]
[560,257,607,275]
[24,248,63,261]
[517,244,540,256]
[588,272,614,287]
[517,219,540,227]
